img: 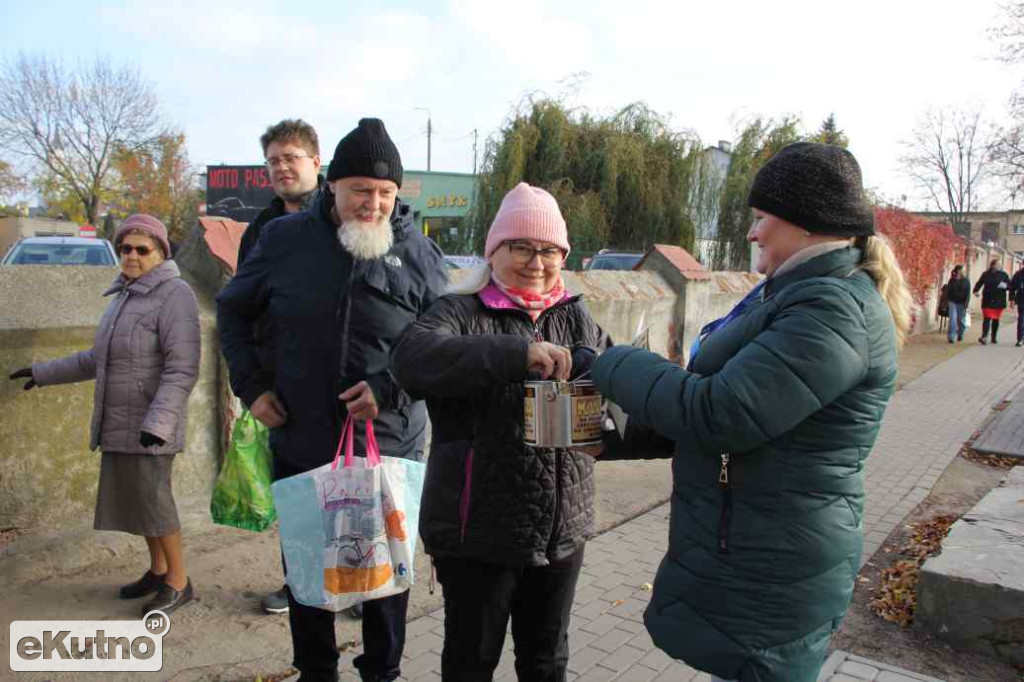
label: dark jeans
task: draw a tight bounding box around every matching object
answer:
[434,547,586,682]
[274,456,412,682]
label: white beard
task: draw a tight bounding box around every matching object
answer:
[337,217,394,260]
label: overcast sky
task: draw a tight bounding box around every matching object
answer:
[3,0,1022,211]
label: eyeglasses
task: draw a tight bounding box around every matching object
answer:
[265,152,311,169]
[119,244,154,256]
[505,241,565,265]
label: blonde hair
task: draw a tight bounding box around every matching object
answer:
[447,263,493,295]
[857,234,913,348]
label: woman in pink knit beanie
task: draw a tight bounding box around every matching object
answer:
[391,181,609,680]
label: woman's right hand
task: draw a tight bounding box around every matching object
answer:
[8,368,35,391]
[527,342,572,381]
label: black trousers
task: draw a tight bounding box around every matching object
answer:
[982,316,1001,341]
[274,457,411,682]
[434,547,586,682]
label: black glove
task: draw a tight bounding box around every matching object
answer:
[9,368,36,391]
[139,431,166,448]
[570,346,598,381]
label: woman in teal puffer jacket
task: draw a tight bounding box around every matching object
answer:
[592,143,912,682]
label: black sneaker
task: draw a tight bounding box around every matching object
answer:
[141,578,194,617]
[980,337,988,345]
[119,570,165,599]
[261,585,290,614]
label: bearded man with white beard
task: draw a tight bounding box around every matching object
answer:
[218,118,447,682]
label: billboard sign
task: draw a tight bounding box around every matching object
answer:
[206,165,277,223]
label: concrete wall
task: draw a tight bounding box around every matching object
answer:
[0,265,221,534]
[562,271,674,355]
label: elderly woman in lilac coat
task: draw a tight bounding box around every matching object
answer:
[9,214,201,616]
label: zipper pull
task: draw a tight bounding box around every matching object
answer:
[534,326,543,342]
[718,453,730,485]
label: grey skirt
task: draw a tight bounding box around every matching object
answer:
[94,452,180,536]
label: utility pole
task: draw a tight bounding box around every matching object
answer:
[415,107,432,171]
[472,128,478,177]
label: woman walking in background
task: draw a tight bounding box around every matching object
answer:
[9,214,201,616]
[592,143,912,682]
[974,258,1010,344]
[945,264,970,344]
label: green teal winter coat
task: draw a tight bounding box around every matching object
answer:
[591,247,899,682]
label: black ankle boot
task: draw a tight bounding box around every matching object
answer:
[119,570,165,599]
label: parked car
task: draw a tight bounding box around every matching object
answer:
[206,197,264,223]
[584,250,644,271]
[443,255,487,269]
[1,236,118,266]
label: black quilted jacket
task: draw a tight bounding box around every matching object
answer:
[390,291,608,566]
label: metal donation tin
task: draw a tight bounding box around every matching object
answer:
[524,380,603,448]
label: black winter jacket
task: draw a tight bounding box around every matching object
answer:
[945,277,970,305]
[390,291,608,566]
[974,268,1011,309]
[1010,268,1024,305]
[234,179,323,388]
[217,191,447,469]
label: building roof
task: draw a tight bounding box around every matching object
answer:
[638,244,711,280]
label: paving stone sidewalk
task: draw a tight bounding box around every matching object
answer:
[296,344,1024,682]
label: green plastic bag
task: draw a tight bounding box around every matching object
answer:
[210,409,277,531]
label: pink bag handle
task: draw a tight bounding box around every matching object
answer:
[331,415,381,469]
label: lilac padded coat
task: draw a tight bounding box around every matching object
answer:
[32,261,201,455]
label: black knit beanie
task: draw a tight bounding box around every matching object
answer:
[326,118,403,187]
[747,142,874,237]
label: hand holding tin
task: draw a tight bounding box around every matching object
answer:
[527,342,572,381]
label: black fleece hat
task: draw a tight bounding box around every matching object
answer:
[747,142,874,237]
[326,118,403,187]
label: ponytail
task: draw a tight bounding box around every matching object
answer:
[857,234,913,348]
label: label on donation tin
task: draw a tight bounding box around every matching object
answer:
[524,385,537,444]
[571,394,603,443]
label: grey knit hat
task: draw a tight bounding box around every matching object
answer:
[326,118,403,188]
[747,142,874,237]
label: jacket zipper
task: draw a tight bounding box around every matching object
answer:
[335,261,357,437]
[459,448,475,543]
[718,453,733,553]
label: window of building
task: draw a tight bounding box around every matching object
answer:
[982,222,1001,243]
[1013,224,1024,235]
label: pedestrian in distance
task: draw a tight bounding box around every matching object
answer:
[9,214,201,617]
[1009,261,1024,347]
[591,142,912,682]
[944,264,970,344]
[217,118,447,682]
[390,182,608,682]
[973,258,1011,345]
[240,119,326,617]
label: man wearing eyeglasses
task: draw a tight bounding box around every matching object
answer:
[218,118,447,682]
[238,119,324,267]
[236,119,325,617]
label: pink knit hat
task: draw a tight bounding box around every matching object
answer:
[114,214,171,258]
[484,183,570,259]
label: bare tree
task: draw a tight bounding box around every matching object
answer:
[900,107,993,234]
[0,53,163,224]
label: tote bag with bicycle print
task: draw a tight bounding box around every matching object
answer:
[271,416,425,611]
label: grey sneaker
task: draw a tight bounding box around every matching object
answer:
[261,585,289,614]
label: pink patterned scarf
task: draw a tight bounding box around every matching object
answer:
[489,275,567,312]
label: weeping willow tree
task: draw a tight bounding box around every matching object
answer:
[469,99,707,263]
[714,116,803,270]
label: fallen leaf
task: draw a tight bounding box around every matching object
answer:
[640,583,653,591]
